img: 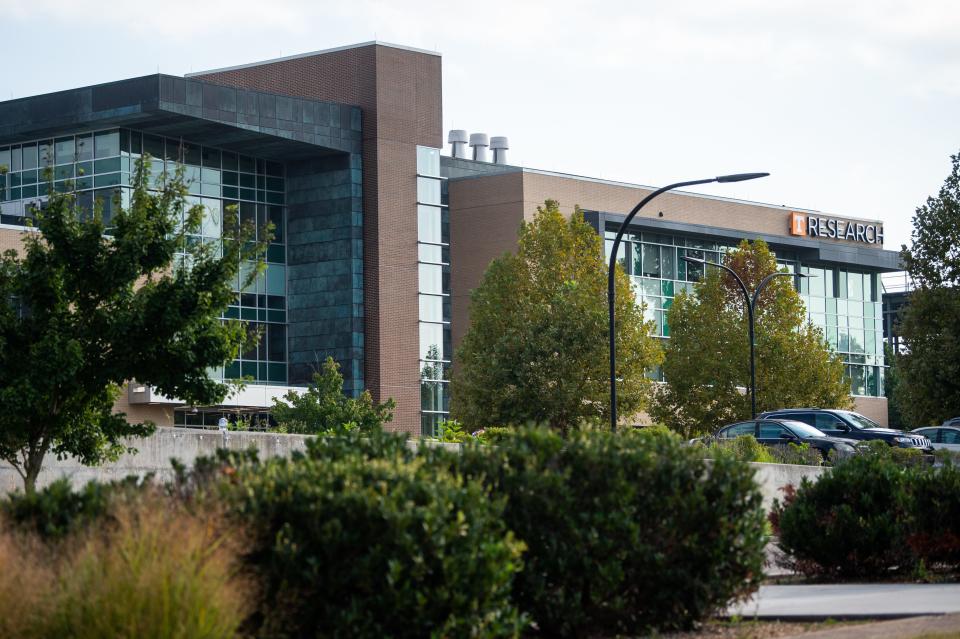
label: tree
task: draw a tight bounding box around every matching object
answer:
[0,159,264,493]
[451,200,662,432]
[651,239,850,437]
[895,152,960,425]
[270,356,395,434]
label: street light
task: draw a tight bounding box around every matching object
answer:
[608,173,768,432]
[680,256,812,419]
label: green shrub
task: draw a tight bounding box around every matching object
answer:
[902,462,960,570]
[224,453,524,638]
[692,434,775,463]
[305,427,415,463]
[426,427,765,637]
[771,454,913,578]
[769,442,824,466]
[1,476,148,541]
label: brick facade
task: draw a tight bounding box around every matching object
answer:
[194,43,443,434]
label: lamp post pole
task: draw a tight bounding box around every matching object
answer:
[608,173,768,432]
[680,256,809,419]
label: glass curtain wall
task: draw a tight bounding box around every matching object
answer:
[0,128,288,384]
[605,228,884,397]
[416,146,451,436]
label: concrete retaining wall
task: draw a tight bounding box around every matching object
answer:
[749,461,826,511]
[1,429,827,509]
[0,428,312,494]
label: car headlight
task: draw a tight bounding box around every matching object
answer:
[835,443,856,454]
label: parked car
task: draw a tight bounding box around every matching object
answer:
[758,408,933,451]
[910,425,960,452]
[711,418,860,461]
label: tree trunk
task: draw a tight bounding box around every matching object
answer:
[22,446,46,496]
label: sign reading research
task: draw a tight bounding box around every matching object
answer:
[789,212,883,245]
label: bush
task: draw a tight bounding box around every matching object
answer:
[1,476,148,541]
[902,462,960,570]
[0,491,250,639]
[771,454,913,578]
[222,453,524,638]
[692,434,775,463]
[426,427,765,637]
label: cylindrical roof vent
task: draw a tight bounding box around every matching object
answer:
[469,133,489,162]
[448,129,469,159]
[490,136,509,165]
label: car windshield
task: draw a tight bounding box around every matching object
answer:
[781,421,826,438]
[839,411,882,430]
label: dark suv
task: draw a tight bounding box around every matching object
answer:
[758,409,932,451]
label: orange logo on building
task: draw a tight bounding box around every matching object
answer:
[789,212,807,236]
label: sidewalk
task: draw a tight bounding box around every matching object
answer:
[783,614,960,639]
[729,584,960,620]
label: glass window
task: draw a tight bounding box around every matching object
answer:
[642,244,661,277]
[759,422,789,439]
[9,146,21,171]
[419,295,445,322]
[419,263,444,294]
[848,271,864,300]
[94,131,119,159]
[266,265,285,296]
[943,429,960,445]
[720,422,756,438]
[21,144,38,170]
[267,324,286,362]
[417,177,441,205]
[416,146,440,177]
[420,380,449,412]
[418,243,444,263]
[38,140,53,167]
[55,137,75,165]
[661,246,676,280]
[420,322,445,360]
[418,205,442,244]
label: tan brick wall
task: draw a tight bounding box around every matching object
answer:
[853,396,889,427]
[113,386,176,426]
[519,171,886,248]
[0,227,28,253]
[448,169,891,421]
[196,44,442,434]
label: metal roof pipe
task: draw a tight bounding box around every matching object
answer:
[490,136,509,165]
[469,133,489,162]
[448,129,469,159]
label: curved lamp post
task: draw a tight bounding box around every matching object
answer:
[608,173,768,432]
[680,256,811,419]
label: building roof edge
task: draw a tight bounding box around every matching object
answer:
[185,41,440,77]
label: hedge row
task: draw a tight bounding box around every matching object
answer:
[771,452,960,579]
[3,427,768,638]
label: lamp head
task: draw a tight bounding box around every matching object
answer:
[715,172,770,183]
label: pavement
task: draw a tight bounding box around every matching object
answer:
[782,614,960,638]
[728,584,960,620]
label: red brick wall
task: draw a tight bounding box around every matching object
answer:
[195,43,442,434]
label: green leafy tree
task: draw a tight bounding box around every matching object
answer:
[270,356,395,434]
[652,239,850,437]
[895,152,960,425]
[452,200,662,432]
[0,159,264,494]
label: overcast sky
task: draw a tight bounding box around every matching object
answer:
[5,0,959,251]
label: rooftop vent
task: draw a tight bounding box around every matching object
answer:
[469,133,489,162]
[490,136,509,165]
[448,129,469,159]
